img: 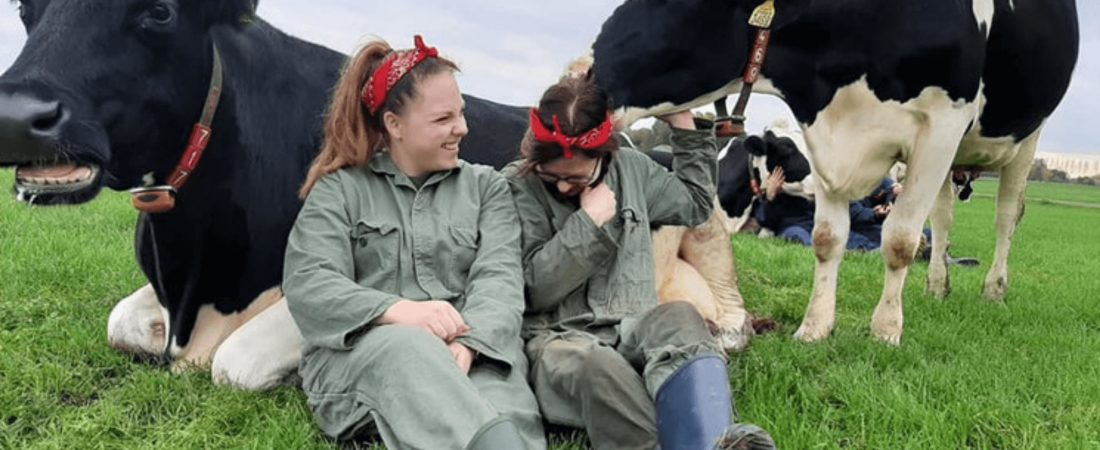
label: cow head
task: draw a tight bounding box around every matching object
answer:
[718,119,814,218]
[0,0,258,204]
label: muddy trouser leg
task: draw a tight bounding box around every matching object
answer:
[300,324,522,450]
[621,302,775,450]
[617,301,726,398]
[530,333,658,450]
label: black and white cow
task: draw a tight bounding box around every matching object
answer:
[593,0,1079,344]
[0,0,527,388]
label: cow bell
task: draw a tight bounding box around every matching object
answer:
[130,186,177,213]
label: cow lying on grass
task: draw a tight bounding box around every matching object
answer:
[592,0,1079,344]
[0,0,756,388]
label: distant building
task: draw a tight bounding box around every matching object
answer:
[1034,152,1100,179]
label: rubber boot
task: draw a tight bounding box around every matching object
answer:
[655,354,777,450]
[465,416,525,450]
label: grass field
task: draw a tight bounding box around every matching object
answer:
[2,170,1099,449]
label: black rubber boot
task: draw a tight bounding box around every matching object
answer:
[464,417,524,450]
[655,354,777,450]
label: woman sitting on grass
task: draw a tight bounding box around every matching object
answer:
[282,36,545,450]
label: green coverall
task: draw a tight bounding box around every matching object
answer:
[283,152,546,450]
[505,127,725,450]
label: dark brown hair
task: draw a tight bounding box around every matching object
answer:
[299,39,459,198]
[515,76,618,178]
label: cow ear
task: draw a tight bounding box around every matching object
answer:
[744,135,766,156]
[201,0,258,26]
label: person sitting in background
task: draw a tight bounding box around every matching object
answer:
[756,172,979,265]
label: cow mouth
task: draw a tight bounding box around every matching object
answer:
[14,163,101,198]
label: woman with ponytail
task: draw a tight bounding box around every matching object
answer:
[283,36,545,450]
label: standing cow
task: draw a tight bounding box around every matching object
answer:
[593,0,1079,344]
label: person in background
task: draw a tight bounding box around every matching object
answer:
[282,35,546,450]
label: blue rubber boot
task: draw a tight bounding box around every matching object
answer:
[655,354,777,450]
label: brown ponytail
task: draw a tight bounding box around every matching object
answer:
[299,41,392,198]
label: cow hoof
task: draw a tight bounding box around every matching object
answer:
[870,311,903,347]
[926,279,951,300]
[873,330,902,346]
[982,277,1008,302]
[716,324,754,353]
[792,321,832,343]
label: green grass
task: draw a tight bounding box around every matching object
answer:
[972,179,1100,207]
[3,170,1100,449]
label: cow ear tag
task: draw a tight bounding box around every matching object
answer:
[749,0,776,28]
[131,187,177,213]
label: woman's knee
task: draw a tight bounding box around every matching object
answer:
[651,301,708,329]
[353,324,451,364]
[581,346,641,390]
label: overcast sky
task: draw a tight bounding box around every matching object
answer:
[1,1,1096,155]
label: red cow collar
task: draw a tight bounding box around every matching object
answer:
[130,46,224,213]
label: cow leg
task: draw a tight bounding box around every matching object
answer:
[660,259,719,321]
[678,199,753,352]
[983,131,1039,301]
[212,292,305,390]
[872,135,962,345]
[793,187,849,343]
[652,224,686,298]
[926,177,956,299]
[107,283,169,356]
[172,286,284,373]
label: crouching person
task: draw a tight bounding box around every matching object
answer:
[283,36,546,450]
[504,75,776,450]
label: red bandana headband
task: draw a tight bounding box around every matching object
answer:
[362,35,439,114]
[529,108,614,160]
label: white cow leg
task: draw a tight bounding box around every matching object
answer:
[679,199,753,352]
[872,142,959,345]
[212,294,305,391]
[926,178,956,299]
[794,189,849,343]
[983,132,1039,301]
[107,283,169,356]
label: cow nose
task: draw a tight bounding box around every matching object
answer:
[0,94,67,138]
[0,93,69,164]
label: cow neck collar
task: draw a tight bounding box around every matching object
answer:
[129,45,224,214]
[715,0,775,138]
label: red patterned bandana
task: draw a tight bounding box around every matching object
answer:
[362,35,439,114]
[529,108,614,160]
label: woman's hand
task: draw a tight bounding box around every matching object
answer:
[448,342,475,374]
[581,183,617,227]
[656,110,696,130]
[765,167,785,201]
[376,300,469,341]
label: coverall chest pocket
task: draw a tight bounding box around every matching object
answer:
[350,219,400,291]
[610,206,653,312]
[446,225,479,291]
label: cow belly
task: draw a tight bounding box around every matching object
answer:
[804,78,977,200]
[953,128,1024,170]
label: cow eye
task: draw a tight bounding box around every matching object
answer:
[150,3,173,23]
